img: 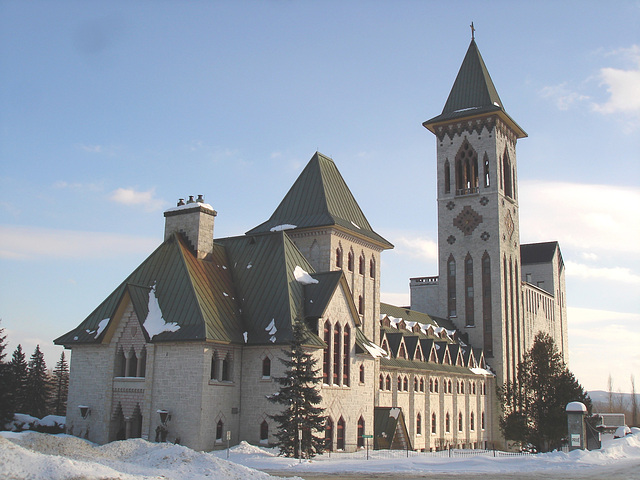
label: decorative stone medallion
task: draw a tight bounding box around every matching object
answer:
[480,231,490,241]
[447,235,456,245]
[453,205,483,236]
[480,196,489,206]
[446,201,456,211]
[504,210,515,239]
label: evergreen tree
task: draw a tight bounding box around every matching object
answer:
[10,344,28,413]
[499,333,591,452]
[24,345,51,418]
[50,352,69,416]
[268,319,326,458]
[0,319,16,426]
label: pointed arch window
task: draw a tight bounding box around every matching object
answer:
[359,255,365,275]
[416,413,422,435]
[483,153,490,188]
[420,378,425,392]
[262,357,271,378]
[414,377,419,392]
[470,412,475,431]
[323,321,331,383]
[357,417,365,448]
[444,159,451,194]
[369,257,375,278]
[385,374,391,391]
[333,324,341,384]
[211,353,219,381]
[347,251,354,272]
[447,255,457,318]
[465,253,474,326]
[482,252,493,356]
[455,139,479,195]
[216,420,224,441]
[445,413,450,433]
[431,413,437,434]
[337,417,345,450]
[336,247,343,268]
[343,324,350,386]
[403,376,409,391]
[127,347,138,378]
[379,373,384,389]
[260,420,269,441]
[221,353,231,381]
[325,417,333,451]
[503,149,513,199]
[360,364,365,383]
[481,412,486,430]
[434,378,439,393]
[458,412,463,432]
[358,295,364,315]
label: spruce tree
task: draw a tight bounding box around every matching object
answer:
[269,319,326,458]
[24,345,51,418]
[499,332,591,452]
[50,352,69,416]
[0,320,16,426]
[10,344,28,413]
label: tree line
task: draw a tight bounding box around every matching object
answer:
[0,320,69,427]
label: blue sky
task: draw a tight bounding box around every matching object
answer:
[1,1,638,394]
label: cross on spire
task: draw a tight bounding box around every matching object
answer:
[470,22,475,40]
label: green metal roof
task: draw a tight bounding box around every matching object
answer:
[423,39,526,138]
[247,152,393,249]
[217,231,325,348]
[373,407,412,450]
[55,233,244,346]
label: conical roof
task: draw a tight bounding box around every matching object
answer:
[247,152,393,248]
[424,39,526,138]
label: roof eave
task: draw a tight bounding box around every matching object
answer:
[423,109,527,139]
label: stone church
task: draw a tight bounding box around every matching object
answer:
[56,37,567,453]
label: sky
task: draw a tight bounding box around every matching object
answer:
[0,1,638,394]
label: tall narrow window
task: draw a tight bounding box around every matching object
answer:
[358,295,364,315]
[337,417,345,450]
[357,417,365,448]
[359,255,365,275]
[369,258,375,278]
[414,377,419,392]
[343,325,350,386]
[470,412,475,431]
[211,354,219,381]
[447,255,457,318]
[347,251,354,272]
[325,417,333,451]
[359,364,365,383]
[444,160,451,194]
[323,321,331,384]
[431,413,437,434]
[403,376,409,391]
[482,252,493,356]
[216,420,224,441]
[445,413,450,433]
[483,153,490,188]
[481,412,485,430]
[429,378,434,393]
[503,150,513,199]
[379,373,384,389]
[458,412,463,432]
[262,357,271,378]
[385,374,391,390]
[333,324,341,384]
[416,413,422,435]
[455,139,479,195]
[435,378,439,393]
[260,421,269,442]
[116,347,126,377]
[127,348,138,377]
[465,253,474,326]
[336,248,343,268]
[221,353,230,381]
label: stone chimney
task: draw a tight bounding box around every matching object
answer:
[163,195,217,259]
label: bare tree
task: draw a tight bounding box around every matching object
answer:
[631,375,638,427]
[608,374,614,413]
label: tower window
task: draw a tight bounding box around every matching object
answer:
[483,153,490,188]
[369,258,375,278]
[447,255,457,318]
[336,248,343,268]
[444,160,451,194]
[359,255,365,275]
[455,139,479,195]
[347,251,354,272]
[465,254,475,326]
[431,413,437,434]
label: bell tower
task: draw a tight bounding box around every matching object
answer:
[410,35,527,386]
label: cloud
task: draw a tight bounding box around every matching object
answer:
[565,261,640,285]
[519,181,640,256]
[539,83,590,110]
[381,291,410,307]
[53,181,103,192]
[393,236,438,261]
[0,225,158,260]
[109,187,166,212]
[592,45,640,116]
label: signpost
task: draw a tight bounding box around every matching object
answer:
[226,430,231,458]
[363,434,373,460]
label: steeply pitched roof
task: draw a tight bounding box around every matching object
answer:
[247,152,393,249]
[217,231,325,348]
[521,241,560,265]
[55,233,244,346]
[423,39,526,138]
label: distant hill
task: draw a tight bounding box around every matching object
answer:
[588,390,639,426]
[588,390,640,405]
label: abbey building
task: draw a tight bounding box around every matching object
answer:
[56,37,567,453]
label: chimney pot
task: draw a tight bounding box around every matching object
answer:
[177,198,185,206]
[187,195,195,204]
[196,194,204,203]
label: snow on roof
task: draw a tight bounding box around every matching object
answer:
[143,284,180,338]
[293,266,318,285]
[388,316,402,329]
[363,341,389,359]
[164,201,215,214]
[389,407,401,419]
[269,224,296,232]
[470,367,494,376]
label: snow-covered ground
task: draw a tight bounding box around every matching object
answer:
[1,430,639,480]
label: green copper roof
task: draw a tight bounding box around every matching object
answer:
[55,233,244,346]
[424,39,526,137]
[247,152,393,249]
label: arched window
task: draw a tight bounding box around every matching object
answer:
[262,357,271,378]
[323,321,331,383]
[260,420,269,441]
[429,378,434,392]
[458,412,463,432]
[448,255,457,318]
[357,417,365,448]
[359,255,365,275]
[445,413,450,433]
[472,382,476,395]
[416,413,422,435]
[398,375,402,391]
[336,248,343,268]
[379,373,384,389]
[358,295,364,315]
[470,412,475,431]
[403,376,409,391]
[137,347,146,378]
[431,413,437,434]
[127,347,138,377]
[460,381,464,394]
[465,253,474,326]
[385,374,391,391]
[337,417,345,450]
[444,159,451,194]
[414,377,419,392]
[343,325,350,386]
[116,347,126,377]
[211,354,219,381]
[360,364,365,384]
[420,378,425,392]
[481,412,485,430]
[482,252,493,356]
[333,324,341,384]
[503,149,513,199]
[216,420,224,441]
[369,258,375,278]
[447,379,452,393]
[483,153,490,188]
[325,417,333,451]
[398,343,406,359]
[221,353,230,381]
[435,378,439,393]
[347,251,354,272]
[456,381,460,394]
[455,139,479,195]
